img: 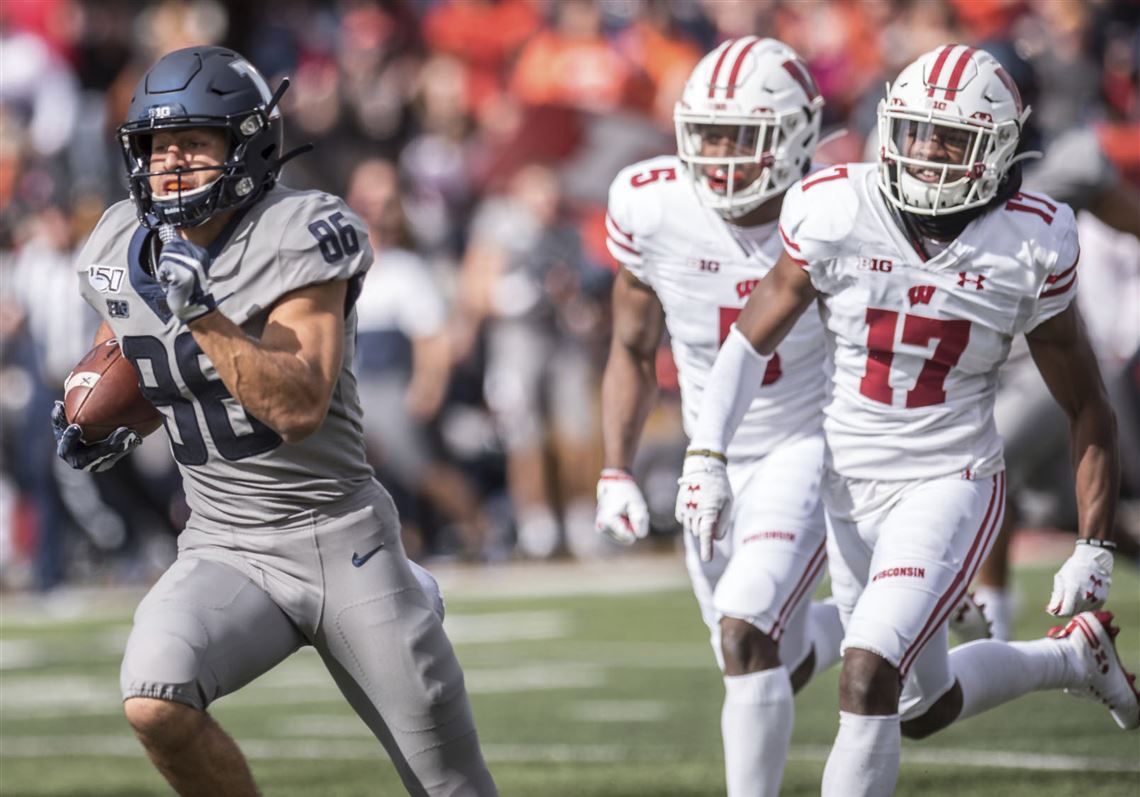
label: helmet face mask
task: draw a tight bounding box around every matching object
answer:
[877,45,1030,217]
[674,38,823,220]
[118,47,285,229]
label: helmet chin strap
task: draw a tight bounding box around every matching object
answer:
[901,161,1024,241]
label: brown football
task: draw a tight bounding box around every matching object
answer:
[64,339,163,442]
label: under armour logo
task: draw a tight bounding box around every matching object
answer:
[687,485,700,492]
[958,272,986,290]
[685,501,698,510]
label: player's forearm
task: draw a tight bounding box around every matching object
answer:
[601,346,657,471]
[1071,401,1119,542]
[688,325,770,454]
[187,312,332,442]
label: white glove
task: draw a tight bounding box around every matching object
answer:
[157,235,218,323]
[675,451,732,563]
[1047,542,1114,616]
[595,469,650,545]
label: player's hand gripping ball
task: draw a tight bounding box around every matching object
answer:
[56,338,162,472]
[157,234,218,322]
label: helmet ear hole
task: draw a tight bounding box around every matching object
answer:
[260,143,277,161]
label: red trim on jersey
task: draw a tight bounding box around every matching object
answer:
[943,47,977,100]
[1004,200,1054,224]
[606,213,634,242]
[1041,274,1078,299]
[1017,191,1058,213]
[925,45,955,97]
[707,41,734,98]
[778,224,801,252]
[607,234,640,257]
[769,539,828,640]
[1045,256,1079,285]
[899,472,1005,675]
[725,37,761,99]
[801,165,849,191]
[781,59,819,102]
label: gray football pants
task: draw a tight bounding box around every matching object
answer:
[120,485,497,797]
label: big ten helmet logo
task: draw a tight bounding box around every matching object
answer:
[148,106,174,119]
[930,100,949,110]
[858,257,893,273]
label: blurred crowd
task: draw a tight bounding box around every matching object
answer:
[1,0,1137,590]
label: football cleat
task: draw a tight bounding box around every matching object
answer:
[948,591,993,643]
[1048,611,1139,730]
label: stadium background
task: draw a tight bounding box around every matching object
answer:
[1,1,1138,795]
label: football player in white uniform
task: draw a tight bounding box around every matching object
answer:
[595,38,845,796]
[678,44,1138,795]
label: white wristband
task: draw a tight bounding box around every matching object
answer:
[689,324,771,453]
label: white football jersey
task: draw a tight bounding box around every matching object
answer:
[606,155,827,460]
[779,162,1079,480]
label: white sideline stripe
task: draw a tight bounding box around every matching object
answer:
[565,700,668,723]
[1,736,1137,773]
[444,610,574,644]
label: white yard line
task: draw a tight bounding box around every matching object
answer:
[0,735,1135,773]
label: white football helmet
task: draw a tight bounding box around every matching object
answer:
[877,45,1032,216]
[675,37,824,219]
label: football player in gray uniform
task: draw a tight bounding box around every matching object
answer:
[52,46,497,796]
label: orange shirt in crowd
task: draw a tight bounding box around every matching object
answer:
[423,0,542,113]
[510,29,642,113]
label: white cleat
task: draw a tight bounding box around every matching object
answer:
[1048,611,1140,730]
[948,591,993,643]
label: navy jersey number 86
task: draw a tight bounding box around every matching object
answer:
[122,333,282,465]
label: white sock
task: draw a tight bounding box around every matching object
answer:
[807,600,845,678]
[974,585,1012,640]
[952,637,1079,721]
[821,712,900,797]
[516,507,560,559]
[722,667,793,797]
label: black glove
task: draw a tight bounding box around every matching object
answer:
[51,400,141,472]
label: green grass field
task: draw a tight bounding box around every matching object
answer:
[1,557,1137,796]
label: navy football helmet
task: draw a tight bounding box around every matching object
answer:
[118,46,303,228]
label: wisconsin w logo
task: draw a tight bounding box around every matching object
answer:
[908,285,936,306]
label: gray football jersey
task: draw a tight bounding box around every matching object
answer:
[76,186,376,527]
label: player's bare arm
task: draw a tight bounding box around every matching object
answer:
[595,268,664,545]
[677,251,820,560]
[734,252,819,356]
[186,279,348,443]
[601,268,666,470]
[1026,304,1120,543]
[93,320,115,345]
